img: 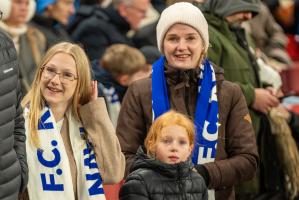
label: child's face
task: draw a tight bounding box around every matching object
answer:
[154,125,193,164]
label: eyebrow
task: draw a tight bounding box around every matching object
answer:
[165,33,199,37]
[44,65,76,73]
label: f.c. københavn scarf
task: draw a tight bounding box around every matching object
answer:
[25,107,106,200]
[152,56,219,199]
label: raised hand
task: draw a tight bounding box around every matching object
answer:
[90,80,98,101]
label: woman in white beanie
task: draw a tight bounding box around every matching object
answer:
[117,2,258,200]
[0,0,46,94]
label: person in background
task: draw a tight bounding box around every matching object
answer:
[20,42,125,200]
[140,45,162,69]
[119,111,208,200]
[242,2,293,70]
[117,2,259,200]
[201,0,292,199]
[0,0,46,94]
[0,26,28,200]
[71,0,150,60]
[93,44,149,127]
[32,0,74,49]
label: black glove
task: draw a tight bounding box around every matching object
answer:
[194,164,210,186]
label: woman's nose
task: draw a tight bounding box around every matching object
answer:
[177,40,187,50]
[49,74,61,84]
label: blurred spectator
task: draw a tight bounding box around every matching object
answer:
[140,45,161,66]
[93,44,148,126]
[32,0,74,49]
[242,2,293,70]
[201,0,292,199]
[0,0,46,93]
[70,0,150,60]
[264,0,299,60]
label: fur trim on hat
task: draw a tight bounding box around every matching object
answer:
[156,2,209,54]
[0,0,36,23]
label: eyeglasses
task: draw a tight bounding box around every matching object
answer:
[41,66,78,84]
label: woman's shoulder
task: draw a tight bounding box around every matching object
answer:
[126,77,152,97]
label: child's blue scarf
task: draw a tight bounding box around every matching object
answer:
[152,56,219,164]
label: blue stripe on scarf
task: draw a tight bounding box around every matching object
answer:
[152,57,218,164]
[152,56,170,119]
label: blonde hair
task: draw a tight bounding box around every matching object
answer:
[100,44,146,77]
[21,42,92,147]
[144,110,195,158]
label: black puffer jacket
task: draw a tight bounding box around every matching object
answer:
[119,147,208,200]
[0,28,27,200]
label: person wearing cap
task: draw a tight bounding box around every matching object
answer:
[32,0,74,49]
[116,2,258,200]
[0,0,46,94]
[201,0,285,199]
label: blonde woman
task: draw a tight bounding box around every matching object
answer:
[21,42,125,200]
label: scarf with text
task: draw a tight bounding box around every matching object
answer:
[152,56,219,165]
[25,107,106,200]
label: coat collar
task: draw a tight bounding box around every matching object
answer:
[131,146,193,179]
[163,60,224,89]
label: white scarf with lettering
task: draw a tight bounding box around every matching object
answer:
[25,106,106,200]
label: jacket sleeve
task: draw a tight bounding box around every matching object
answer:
[13,80,28,192]
[119,173,150,200]
[116,83,148,177]
[208,30,256,106]
[79,98,125,184]
[203,83,259,189]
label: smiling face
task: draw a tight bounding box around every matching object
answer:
[163,23,204,70]
[154,125,193,164]
[40,52,78,110]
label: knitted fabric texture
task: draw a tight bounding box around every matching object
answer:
[156,2,209,53]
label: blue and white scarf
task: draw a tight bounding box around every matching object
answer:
[25,107,106,200]
[152,56,219,166]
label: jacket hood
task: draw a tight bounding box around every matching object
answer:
[203,0,260,18]
[131,146,193,179]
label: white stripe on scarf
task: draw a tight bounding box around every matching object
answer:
[25,107,106,200]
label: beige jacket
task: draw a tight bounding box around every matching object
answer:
[79,98,125,184]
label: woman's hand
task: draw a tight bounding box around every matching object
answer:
[90,80,98,101]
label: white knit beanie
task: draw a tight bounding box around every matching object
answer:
[0,0,36,22]
[156,2,209,54]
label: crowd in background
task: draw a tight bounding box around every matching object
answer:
[0,0,299,200]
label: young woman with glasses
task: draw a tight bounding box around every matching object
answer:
[20,42,125,200]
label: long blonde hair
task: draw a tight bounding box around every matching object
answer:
[21,42,92,147]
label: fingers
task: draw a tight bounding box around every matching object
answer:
[90,80,98,101]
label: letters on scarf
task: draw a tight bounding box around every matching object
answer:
[25,107,106,200]
[152,56,219,165]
